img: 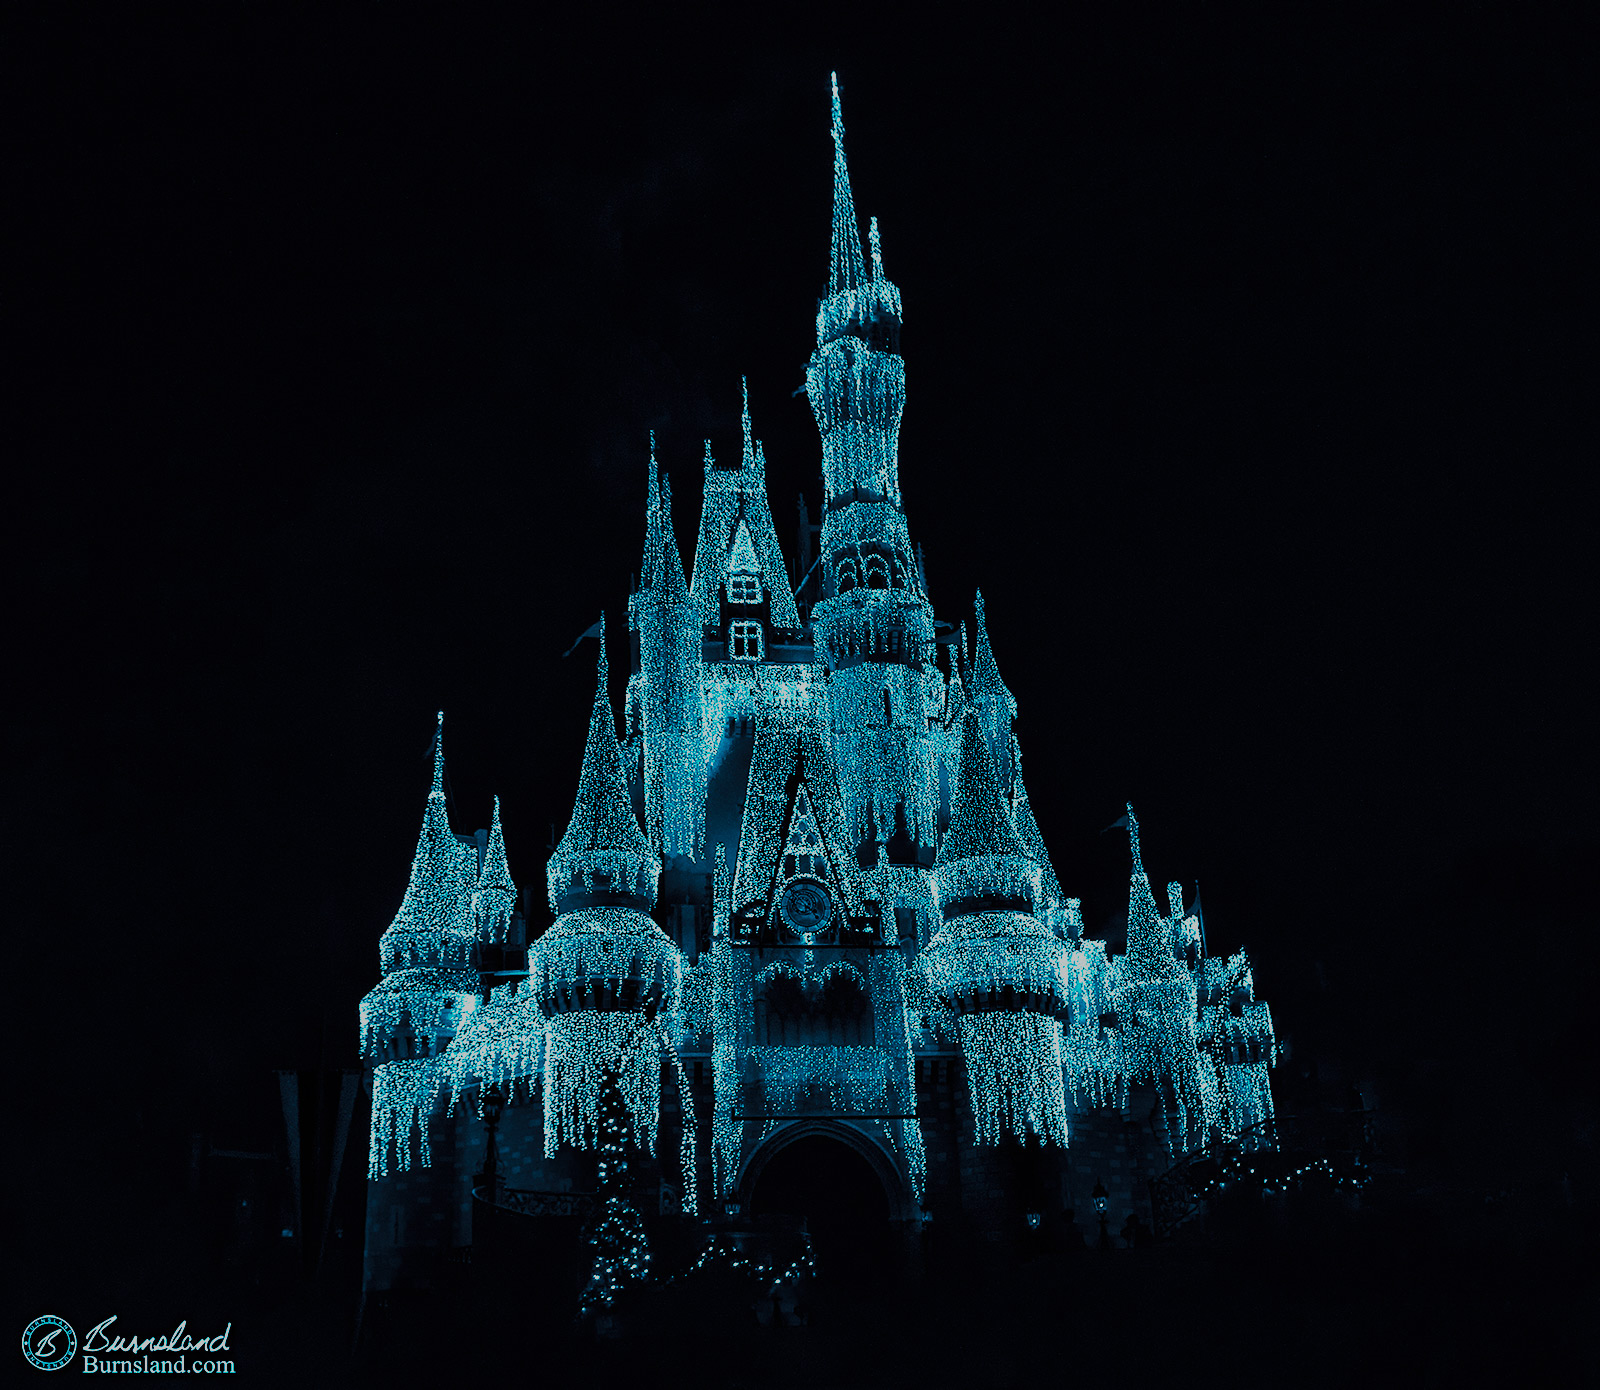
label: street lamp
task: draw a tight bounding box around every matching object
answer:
[475,1084,507,1200]
[1091,1179,1111,1251]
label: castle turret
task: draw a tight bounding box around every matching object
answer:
[530,621,683,1157]
[630,438,705,859]
[919,712,1069,1145]
[970,592,1018,790]
[473,794,517,943]
[806,75,937,851]
[1110,805,1214,1151]
[362,713,480,1177]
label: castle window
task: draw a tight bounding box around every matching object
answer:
[729,620,764,661]
[835,555,859,593]
[864,553,890,589]
[728,572,761,604]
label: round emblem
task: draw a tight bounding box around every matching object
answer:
[21,1316,76,1372]
[779,881,832,935]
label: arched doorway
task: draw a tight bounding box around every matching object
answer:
[746,1128,898,1283]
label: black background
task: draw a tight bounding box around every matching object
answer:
[10,5,1594,1373]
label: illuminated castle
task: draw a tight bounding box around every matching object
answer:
[358,76,1278,1300]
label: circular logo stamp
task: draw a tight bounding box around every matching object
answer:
[21,1316,76,1372]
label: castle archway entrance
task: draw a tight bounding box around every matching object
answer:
[742,1123,902,1283]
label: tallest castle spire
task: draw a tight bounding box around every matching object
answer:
[828,72,866,300]
[805,74,932,850]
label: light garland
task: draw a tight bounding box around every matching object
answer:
[870,947,927,1201]
[748,1045,889,1115]
[543,1012,663,1158]
[708,846,748,1198]
[661,1029,700,1215]
[957,1012,1068,1147]
[528,906,682,1016]
[359,967,478,1059]
[368,1057,442,1179]
[443,980,544,1110]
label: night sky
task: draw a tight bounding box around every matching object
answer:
[13,7,1594,1281]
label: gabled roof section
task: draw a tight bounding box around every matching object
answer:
[689,381,801,629]
[732,712,863,926]
[728,519,760,574]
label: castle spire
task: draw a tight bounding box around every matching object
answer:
[380,711,476,972]
[937,710,1033,869]
[475,793,518,941]
[1124,803,1178,975]
[868,214,884,280]
[659,473,689,601]
[828,71,866,299]
[931,710,1040,915]
[640,432,662,592]
[740,376,754,469]
[970,591,1017,730]
[1010,736,1064,912]
[546,614,659,912]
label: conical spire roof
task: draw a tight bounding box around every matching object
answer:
[970,591,1017,741]
[1010,740,1064,909]
[930,710,1041,917]
[474,794,517,941]
[660,473,690,603]
[828,72,866,300]
[381,712,476,971]
[546,616,659,912]
[938,711,1032,868]
[1123,804,1180,976]
[640,432,662,592]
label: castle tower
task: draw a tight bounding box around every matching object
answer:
[1110,806,1215,1152]
[629,438,705,860]
[361,713,481,1178]
[919,711,1069,1146]
[529,620,685,1159]
[806,74,938,854]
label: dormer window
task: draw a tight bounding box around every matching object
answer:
[729,620,764,661]
[728,572,761,604]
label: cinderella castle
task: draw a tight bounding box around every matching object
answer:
[358,76,1279,1305]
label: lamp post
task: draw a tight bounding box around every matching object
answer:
[476,1083,506,1201]
[1091,1179,1111,1252]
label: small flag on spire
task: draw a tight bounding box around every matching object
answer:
[562,619,604,658]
